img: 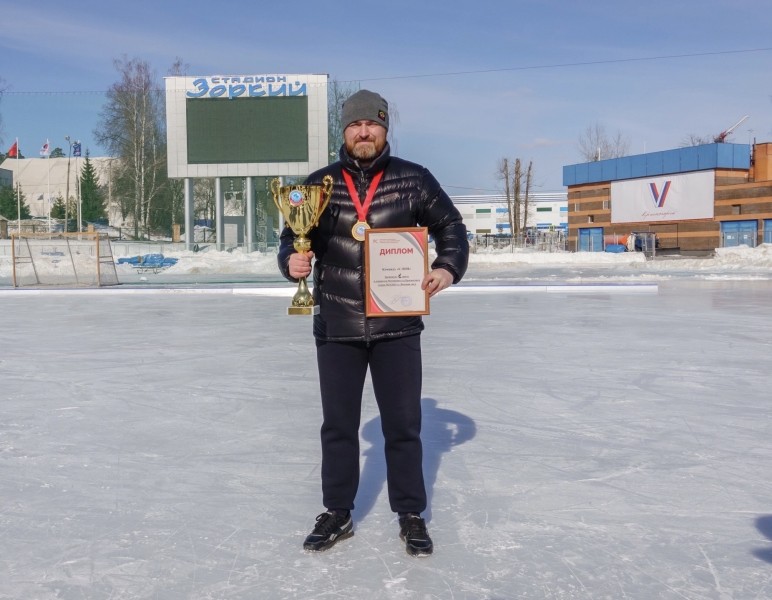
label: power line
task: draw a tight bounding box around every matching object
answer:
[4,46,772,94]
[351,47,772,82]
[3,90,108,95]
[444,184,503,193]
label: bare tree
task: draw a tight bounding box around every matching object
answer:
[168,57,188,78]
[497,157,533,237]
[523,160,533,232]
[498,158,514,235]
[681,133,713,147]
[512,159,522,235]
[386,102,400,156]
[578,123,630,161]
[95,56,166,239]
[328,80,359,161]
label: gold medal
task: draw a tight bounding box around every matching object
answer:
[352,220,369,241]
[342,169,384,243]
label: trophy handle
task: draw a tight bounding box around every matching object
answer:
[316,175,334,223]
[270,178,282,213]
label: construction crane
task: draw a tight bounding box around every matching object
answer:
[713,115,749,143]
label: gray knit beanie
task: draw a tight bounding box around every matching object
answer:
[341,90,389,130]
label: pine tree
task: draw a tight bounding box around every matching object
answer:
[79,151,106,223]
[0,184,32,220]
[50,193,67,219]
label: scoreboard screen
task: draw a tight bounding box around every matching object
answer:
[186,96,309,164]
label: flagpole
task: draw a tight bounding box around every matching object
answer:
[65,136,71,232]
[76,145,82,236]
[46,141,52,233]
[15,138,21,235]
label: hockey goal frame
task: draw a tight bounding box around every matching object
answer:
[11,232,120,288]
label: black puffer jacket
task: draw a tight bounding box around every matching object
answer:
[278,143,469,342]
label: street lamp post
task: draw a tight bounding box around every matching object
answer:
[74,141,82,234]
[65,136,72,232]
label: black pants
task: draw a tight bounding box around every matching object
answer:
[316,334,426,514]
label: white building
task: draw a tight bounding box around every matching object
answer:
[0,166,12,188]
[452,191,568,234]
[0,156,116,219]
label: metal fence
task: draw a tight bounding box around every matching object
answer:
[470,230,567,253]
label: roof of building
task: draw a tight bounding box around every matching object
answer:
[563,142,751,187]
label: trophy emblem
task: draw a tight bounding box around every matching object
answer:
[271,175,333,315]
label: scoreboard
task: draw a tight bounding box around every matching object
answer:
[165,74,328,179]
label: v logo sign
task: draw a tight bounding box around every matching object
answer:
[649,181,671,208]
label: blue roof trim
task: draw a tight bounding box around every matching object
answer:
[563,143,751,186]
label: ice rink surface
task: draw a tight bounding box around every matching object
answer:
[2,256,772,599]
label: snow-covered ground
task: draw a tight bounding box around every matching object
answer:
[2,240,772,286]
[2,245,772,599]
[115,243,772,285]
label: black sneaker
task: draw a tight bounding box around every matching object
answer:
[303,511,353,552]
[399,513,433,556]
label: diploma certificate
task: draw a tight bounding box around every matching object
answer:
[365,227,429,317]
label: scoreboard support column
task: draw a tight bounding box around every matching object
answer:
[246,177,255,252]
[184,178,195,251]
[215,177,224,251]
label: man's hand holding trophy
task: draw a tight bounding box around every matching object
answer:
[271,175,333,315]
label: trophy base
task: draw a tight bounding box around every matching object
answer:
[287,305,320,316]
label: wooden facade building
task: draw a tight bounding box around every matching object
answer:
[563,142,772,253]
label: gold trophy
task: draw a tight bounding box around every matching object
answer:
[271,175,333,315]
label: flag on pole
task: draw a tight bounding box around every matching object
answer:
[40,139,51,157]
[7,140,19,158]
[73,142,82,157]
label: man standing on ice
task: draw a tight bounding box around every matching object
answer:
[278,89,468,556]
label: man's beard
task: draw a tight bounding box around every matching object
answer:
[348,140,381,161]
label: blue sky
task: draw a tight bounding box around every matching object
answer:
[1,0,770,193]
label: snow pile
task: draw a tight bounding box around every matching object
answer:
[115,247,279,276]
[467,244,772,279]
[714,243,772,266]
[633,244,772,278]
[468,247,647,266]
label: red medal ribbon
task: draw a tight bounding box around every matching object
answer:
[341,169,384,223]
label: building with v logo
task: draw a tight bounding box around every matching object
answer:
[563,142,772,253]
